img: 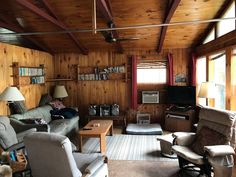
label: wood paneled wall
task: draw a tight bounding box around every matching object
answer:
[0,42,54,115]
[54,48,191,125]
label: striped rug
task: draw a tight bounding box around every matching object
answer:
[81,134,175,161]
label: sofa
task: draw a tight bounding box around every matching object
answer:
[9,105,79,137]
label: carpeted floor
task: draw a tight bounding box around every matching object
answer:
[81,134,175,161]
[108,160,179,177]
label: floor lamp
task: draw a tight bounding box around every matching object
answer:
[198,82,215,106]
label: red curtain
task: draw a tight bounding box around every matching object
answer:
[131,55,138,110]
[167,53,174,86]
[190,53,197,86]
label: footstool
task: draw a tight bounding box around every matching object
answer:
[156,134,176,158]
[126,123,163,135]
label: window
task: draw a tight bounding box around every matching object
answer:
[217,1,235,37]
[137,60,167,84]
[203,29,215,44]
[210,52,226,109]
[196,57,207,106]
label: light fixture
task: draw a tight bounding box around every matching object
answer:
[0,87,25,101]
[53,85,68,99]
[198,82,216,99]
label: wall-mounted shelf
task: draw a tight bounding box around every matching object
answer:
[12,62,45,86]
[77,64,128,82]
[46,78,74,82]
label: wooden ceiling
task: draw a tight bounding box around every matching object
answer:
[0,0,231,54]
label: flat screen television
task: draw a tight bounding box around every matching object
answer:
[167,86,196,106]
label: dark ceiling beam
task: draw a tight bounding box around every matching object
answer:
[157,0,181,53]
[96,0,123,53]
[0,18,52,53]
[15,0,88,55]
[194,0,234,47]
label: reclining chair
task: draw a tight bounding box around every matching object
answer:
[24,132,109,177]
[172,107,236,177]
[0,116,36,152]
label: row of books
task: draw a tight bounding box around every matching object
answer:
[31,76,45,84]
[19,67,44,76]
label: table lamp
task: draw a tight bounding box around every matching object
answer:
[53,85,68,101]
[198,82,215,106]
[0,87,25,102]
[0,86,25,115]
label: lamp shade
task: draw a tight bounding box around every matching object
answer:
[0,87,25,101]
[198,82,216,99]
[53,85,68,98]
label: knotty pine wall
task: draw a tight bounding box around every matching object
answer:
[0,42,54,115]
[54,48,191,125]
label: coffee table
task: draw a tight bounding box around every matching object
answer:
[78,120,113,154]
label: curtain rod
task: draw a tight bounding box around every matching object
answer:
[0,17,235,36]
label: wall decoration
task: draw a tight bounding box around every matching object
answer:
[175,73,187,83]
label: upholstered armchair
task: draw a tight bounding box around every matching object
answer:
[0,116,36,152]
[172,107,236,177]
[24,132,109,177]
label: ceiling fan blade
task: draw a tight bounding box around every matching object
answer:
[116,37,140,42]
[100,31,111,39]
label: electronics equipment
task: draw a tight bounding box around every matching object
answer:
[142,91,159,103]
[137,113,151,124]
[88,105,99,116]
[100,104,111,116]
[167,86,196,106]
[111,104,119,116]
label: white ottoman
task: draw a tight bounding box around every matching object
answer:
[126,123,163,135]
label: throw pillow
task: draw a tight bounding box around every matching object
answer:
[49,100,66,110]
[38,93,52,107]
[8,101,27,114]
[190,126,228,155]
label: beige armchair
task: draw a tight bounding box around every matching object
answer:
[172,106,236,177]
[24,132,109,177]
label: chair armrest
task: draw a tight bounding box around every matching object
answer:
[84,156,107,174]
[173,132,196,146]
[204,145,235,157]
[16,128,37,142]
[10,118,49,133]
[7,142,25,152]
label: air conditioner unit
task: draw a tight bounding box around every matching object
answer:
[142,91,159,103]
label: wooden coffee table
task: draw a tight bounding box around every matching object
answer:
[78,120,113,154]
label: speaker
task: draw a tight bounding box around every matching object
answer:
[111,104,119,116]
[100,104,111,116]
[88,105,99,116]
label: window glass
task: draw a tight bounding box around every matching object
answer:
[210,52,226,109]
[203,29,215,44]
[217,1,235,37]
[137,61,167,84]
[196,57,207,105]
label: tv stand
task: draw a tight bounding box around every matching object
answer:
[169,105,193,112]
[165,106,195,132]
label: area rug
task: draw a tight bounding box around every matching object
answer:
[108,160,179,177]
[80,134,176,161]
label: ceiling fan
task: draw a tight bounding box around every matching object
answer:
[101,22,140,43]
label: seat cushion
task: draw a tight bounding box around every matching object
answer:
[172,145,204,165]
[49,121,67,135]
[126,123,163,135]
